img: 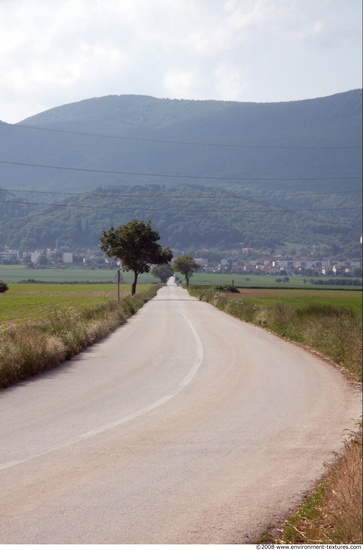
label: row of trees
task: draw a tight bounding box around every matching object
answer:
[100,219,197,294]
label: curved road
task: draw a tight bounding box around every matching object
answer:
[0,279,361,543]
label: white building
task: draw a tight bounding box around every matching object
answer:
[0,249,19,262]
[30,251,42,263]
[62,252,73,264]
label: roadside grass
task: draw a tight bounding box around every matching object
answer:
[0,284,160,389]
[259,423,362,545]
[188,286,362,380]
[187,285,362,545]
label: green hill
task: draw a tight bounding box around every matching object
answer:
[0,90,361,254]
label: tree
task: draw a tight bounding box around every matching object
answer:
[151,263,174,283]
[100,219,173,295]
[173,254,198,286]
[36,254,48,266]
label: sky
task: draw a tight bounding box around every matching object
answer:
[0,0,362,123]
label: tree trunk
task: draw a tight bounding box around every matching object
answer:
[131,271,139,295]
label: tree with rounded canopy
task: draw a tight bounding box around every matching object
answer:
[100,219,173,295]
[173,254,198,286]
[151,263,174,283]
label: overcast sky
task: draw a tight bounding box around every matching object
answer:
[0,0,361,123]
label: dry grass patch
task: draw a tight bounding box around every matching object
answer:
[0,285,160,389]
[274,423,362,544]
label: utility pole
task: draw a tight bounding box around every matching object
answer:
[117,268,121,302]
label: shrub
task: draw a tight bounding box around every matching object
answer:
[214,285,240,293]
[0,280,9,293]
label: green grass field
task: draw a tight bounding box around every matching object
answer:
[227,288,362,314]
[2,281,360,336]
[187,272,362,290]
[0,283,152,331]
[0,265,159,284]
[1,266,361,289]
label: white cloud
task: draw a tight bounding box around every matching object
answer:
[163,69,196,98]
[0,0,361,122]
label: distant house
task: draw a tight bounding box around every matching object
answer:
[62,252,73,264]
[30,251,42,264]
[0,249,19,262]
[194,258,208,268]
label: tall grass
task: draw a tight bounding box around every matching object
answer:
[190,289,362,381]
[0,286,159,389]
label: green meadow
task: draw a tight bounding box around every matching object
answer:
[0,283,152,330]
[0,265,159,284]
[187,271,362,290]
[220,288,362,314]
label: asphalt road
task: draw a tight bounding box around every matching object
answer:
[0,278,361,543]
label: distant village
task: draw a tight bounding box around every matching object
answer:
[1,244,362,278]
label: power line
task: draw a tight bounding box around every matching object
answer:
[2,186,362,200]
[0,159,361,182]
[3,199,361,213]
[11,122,361,150]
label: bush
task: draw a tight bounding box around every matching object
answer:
[0,280,9,293]
[214,285,240,293]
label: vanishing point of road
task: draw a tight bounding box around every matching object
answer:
[0,278,361,543]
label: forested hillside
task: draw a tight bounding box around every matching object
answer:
[0,182,361,258]
[0,90,361,254]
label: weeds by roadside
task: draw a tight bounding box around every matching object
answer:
[0,286,160,389]
[260,422,362,545]
[187,286,362,545]
[189,288,362,381]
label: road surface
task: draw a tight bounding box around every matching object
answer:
[0,279,361,543]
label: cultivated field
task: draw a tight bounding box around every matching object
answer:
[222,287,362,313]
[189,272,362,290]
[0,265,159,284]
[0,283,152,331]
[1,265,362,290]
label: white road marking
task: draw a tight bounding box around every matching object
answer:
[0,308,203,472]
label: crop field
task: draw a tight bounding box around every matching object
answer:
[0,265,159,284]
[0,283,152,331]
[1,266,361,289]
[188,272,362,290]
[1,281,361,334]
[227,288,363,314]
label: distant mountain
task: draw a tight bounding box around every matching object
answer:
[0,91,361,254]
[0,90,361,191]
